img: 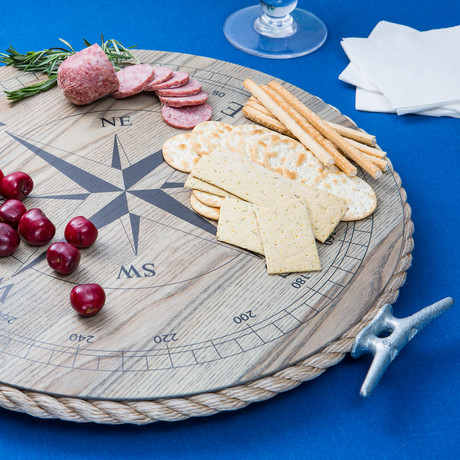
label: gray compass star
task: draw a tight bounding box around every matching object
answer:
[7,132,216,274]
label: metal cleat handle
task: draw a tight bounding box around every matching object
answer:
[351,297,454,397]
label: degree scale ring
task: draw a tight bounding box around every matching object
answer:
[0,50,413,423]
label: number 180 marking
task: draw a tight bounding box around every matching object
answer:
[291,274,310,289]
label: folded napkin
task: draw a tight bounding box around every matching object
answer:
[339,21,460,117]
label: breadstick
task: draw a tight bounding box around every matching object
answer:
[242,104,292,136]
[268,81,382,179]
[245,98,386,164]
[243,79,334,166]
[262,85,357,177]
[325,121,376,146]
[357,151,388,171]
[248,96,271,113]
[246,98,279,119]
[248,97,381,157]
[346,138,386,159]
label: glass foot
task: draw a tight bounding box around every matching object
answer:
[223,5,327,59]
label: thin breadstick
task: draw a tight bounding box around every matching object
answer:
[243,103,388,174]
[357,151,388,171]
[268,81,382,179]
[262,85,357,177]
[245,98,387,166]
[242,105,292,136]
[249,96,267,108]
[325,121,376,146]
[244,79,334,166]
[247,97,274,117]
[346,138,386,159]
[248,97,381,157]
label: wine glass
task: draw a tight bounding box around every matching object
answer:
[223,1,327,59]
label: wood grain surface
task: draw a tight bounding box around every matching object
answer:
[0,50,407,400]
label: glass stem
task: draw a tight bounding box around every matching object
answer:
[254,1,298,38]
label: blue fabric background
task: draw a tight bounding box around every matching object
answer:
[0,1,459,458]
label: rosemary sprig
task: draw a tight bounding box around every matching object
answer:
[0,36,138,102]
[3,77,58,103]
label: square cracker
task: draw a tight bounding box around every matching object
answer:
[255,198,321,274]
[217,199,264,255]
[184,175,238,199]
[190,150,347,242]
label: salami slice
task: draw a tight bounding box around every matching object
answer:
[159,91,208,107]
[57,44,119,105]
[143,66,174,90]
[156,79,202,97]
[111,64,156,99]
[145,71,189,91]
[162,103,213,129]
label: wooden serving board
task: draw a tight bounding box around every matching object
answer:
[0,50,407,400]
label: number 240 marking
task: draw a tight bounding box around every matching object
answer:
[69,334,94,344]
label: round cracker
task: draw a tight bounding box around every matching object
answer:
[191,121,233,156]
[311,170,377,221]
[281,148,325,185]
[162,132,200,173]
[190,132,211,156]
[237,128,269,158]
[206,125,233,152]
[192,189,224,208]
[264,138,305,174]
[192,121,232,137]
[250,133,282,165]
[226,124,264,152]
[190,192,220,220]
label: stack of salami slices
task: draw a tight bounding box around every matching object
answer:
[57,44,212,130]
[144,67,212,129]
[112,64,212,129]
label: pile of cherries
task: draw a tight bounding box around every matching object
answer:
[0,169,105,317]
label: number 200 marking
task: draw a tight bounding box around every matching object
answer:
[233,311,256,324]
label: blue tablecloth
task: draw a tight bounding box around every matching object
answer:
[0,1,458,458]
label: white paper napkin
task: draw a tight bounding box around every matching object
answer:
[339,21,460,117]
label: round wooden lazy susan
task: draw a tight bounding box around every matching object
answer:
[0,50,413,423]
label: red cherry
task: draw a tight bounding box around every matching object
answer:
[0,199,27,228]
[18,208,56,246]
[47,242,81,274]
[64,216,98,248]
[70,284,106,317]
[0,222,20,256]
[0,170,4,181]
[0,172,34,201]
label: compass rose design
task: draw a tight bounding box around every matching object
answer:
[5,129,218,276]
